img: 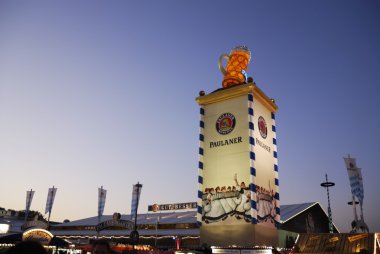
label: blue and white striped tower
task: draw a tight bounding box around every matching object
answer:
[272,111,280,228]
[197,106,205,226]
[248,92,257,224]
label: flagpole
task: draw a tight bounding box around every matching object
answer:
[352,195,358,223]
[360,203,364,221]
[97,186,103,238]
[155,215,159,247]
[98,186,102,225]
[131,182,142,252]
[134,182,142,231]
[320,174,335,233]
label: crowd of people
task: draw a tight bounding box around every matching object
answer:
[5,239,114,254]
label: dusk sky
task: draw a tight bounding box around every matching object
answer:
[1,1,379,233]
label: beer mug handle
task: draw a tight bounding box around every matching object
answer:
[218,54,229,75]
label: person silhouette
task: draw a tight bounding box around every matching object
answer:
[7,241,47,254]
[92,239,113,254]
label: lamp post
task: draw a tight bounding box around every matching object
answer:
[131,182,142,252]
[320,174,335,233]
[348,200,359,232]
[155,215,159,248]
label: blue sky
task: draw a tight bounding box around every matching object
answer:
[0,1,379,233]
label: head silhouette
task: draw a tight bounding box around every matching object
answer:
[7,241,47,254]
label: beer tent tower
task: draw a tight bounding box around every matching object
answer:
[196,46,280,246]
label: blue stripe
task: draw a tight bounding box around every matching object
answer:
[248,93,253,101]
[249,137,255,145]
[249,122,254,130]
[197,221,202,227]
[198,190,203,198]
[199,147,204,155]
[274,164,278,172]
[197,206,202,214]
[252,217,257,224]
[275,192,280,200]
[250,183,256,192]
[271,113,275,119]
[273,151,278,158]
[200,121,204,128]
[275,207,280,215]
[200,108,205,115]
[248,108,253,116]
[250,152,255,160]
[272,125,276,132]
[198,162,203,169]
[275,221,280,228]
[198,176,203,184]
[273,138,276,145]
[250,167,256,176]
[199,134,204,142]
[275,178,279,186]
[251,200,257,210]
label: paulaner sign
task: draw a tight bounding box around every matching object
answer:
[148,202,197,212]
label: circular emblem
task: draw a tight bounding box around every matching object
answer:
[216,113,236,135]
[113,212,121,220]
[258,116,267,139]
[152,204,160,212]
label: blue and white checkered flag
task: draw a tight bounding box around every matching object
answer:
[130,183,142,221]
[98,186,107,218]
[344,156,364,205]
[356,168,364,205]
[25,190,35,214]
[45,187,57,214]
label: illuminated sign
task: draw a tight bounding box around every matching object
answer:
[148,202,197,212]
[21,220,48,231]
[348,234,368,242]
[0,224,10,234]
[95,219,134,232]
[22,229,53,245]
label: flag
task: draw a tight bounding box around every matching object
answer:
[344,156,364,205]
[344,156,357,169]
[356,168,364,205]
[25,190,35,214]
[45,187,57,214]
[130,183,142,221]
[98,187,107,218]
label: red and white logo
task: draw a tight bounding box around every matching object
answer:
[258,116,267,139]
[216,113,236,135]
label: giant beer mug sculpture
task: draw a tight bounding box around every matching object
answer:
[218,46,251,88]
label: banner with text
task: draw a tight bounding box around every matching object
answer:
[202,95,251,225]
